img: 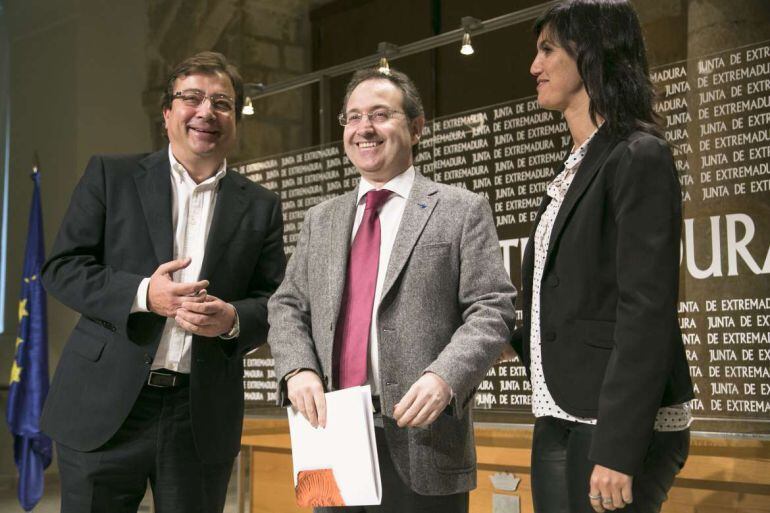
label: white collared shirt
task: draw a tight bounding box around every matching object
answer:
[351,167,415,395]
[131,147,227,373]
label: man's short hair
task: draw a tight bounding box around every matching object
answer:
[341,68,425,122]
[161,51,244,121]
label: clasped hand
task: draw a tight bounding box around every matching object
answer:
[147,257,236,337]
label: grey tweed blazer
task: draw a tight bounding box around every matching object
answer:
[268,171,516,495]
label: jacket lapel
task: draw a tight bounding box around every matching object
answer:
[544,126,615,271]
[380,172,438,301]
[328,189,359,324]
[136,149,173,265]
[199,171,249,279]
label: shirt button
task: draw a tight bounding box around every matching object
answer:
[144,354,153,365]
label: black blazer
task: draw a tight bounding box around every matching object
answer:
[40,148,285,463]
[511,127,693,475]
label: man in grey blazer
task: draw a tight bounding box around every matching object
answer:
[268,68,515,512]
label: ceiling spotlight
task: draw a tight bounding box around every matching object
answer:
[460,32,474,56]
[460,16,483,57]
[378,57,391,75]
[376,42,398,75]
[242,97,254,116]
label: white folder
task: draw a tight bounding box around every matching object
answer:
[287,385,382,506]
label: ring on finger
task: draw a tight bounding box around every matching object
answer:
[602,498,613,505]
[588,493,602,500]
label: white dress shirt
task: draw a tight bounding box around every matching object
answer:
[352,167,415,396]
[131,147,228,373]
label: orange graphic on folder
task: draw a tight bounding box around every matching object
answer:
[288,387,381,506]
[295,468,346,507]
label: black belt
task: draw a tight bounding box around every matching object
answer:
[146,370,189,388]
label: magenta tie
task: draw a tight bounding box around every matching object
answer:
[333,189,393,389]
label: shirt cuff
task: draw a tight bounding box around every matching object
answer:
[219,306,240,340]
[131,277,151,313]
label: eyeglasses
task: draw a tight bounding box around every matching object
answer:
[172,89,235,113]
[338,109,404,127]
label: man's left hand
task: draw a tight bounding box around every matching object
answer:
[176,294,236,337]
[589,464,633,512]
[393,372,451,428]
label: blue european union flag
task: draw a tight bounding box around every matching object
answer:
[6,170,52,511]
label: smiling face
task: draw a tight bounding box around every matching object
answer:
[342,79,424,186]
[163,71,237,174]
[530,27,589,115]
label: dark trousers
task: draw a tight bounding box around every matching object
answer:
[316,425,469,513]
[57,382,234,513]
[531,416,689,513]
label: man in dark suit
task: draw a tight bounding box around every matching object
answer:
[41,52,285,513]
[268,68,516,512]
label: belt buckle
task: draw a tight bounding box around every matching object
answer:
[147,371,176,388]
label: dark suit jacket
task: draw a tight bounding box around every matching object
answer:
[40,148,285,463]
[510,127,694,475]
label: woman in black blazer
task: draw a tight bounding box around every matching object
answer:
[507,1,695,512]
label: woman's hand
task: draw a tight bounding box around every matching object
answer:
[588,464,633,511]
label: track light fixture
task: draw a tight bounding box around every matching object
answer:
[376,42,399,74]
[460,32,474,55]
[378,57,390,74]
[460,16,483,56]
[242,97,255,116]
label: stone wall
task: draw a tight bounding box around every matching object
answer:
[144,0,316,162]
